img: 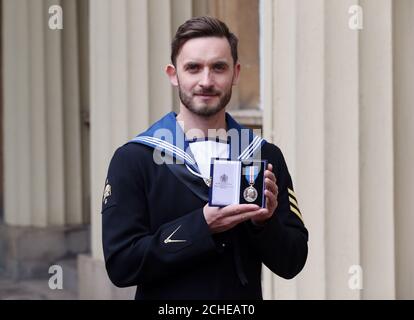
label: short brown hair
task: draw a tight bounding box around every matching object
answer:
[171,16,239,66]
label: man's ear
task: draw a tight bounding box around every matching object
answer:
[232,62,241,86]
[166,64,178,86]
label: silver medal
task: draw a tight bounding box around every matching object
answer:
[243,165,259,202]
[243,185,258,202]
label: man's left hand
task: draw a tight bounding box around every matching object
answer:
[250,163,278,226]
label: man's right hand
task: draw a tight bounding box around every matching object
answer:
[203,203,267,233]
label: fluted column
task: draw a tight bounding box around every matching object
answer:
[88,0,152,298]
[263,0,402,299]
[359,0,395,299]
[262,0,329,300]
[62,0,84,225]
[86,0,192,298]
[3,0,84,227]
[2,0,88,281]
[394,0,414,300]
[89,0,192,262]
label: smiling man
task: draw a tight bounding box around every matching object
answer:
[102,16,308,300]
[169,36,237,118]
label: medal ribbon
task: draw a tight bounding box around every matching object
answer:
[244,166,259,185]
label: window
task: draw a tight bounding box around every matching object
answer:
[193,0,261,129]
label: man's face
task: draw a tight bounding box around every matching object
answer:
[167,37,240,117]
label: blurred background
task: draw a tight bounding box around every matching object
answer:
[0,0,413,299]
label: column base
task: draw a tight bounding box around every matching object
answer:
[0,223,89,281]
[77,254,135,299]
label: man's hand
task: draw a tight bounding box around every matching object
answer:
[203,203,266,234]
[203,163,279,233]
[250,163,278,226]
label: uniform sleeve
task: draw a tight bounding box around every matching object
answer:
[246,146,308,279]
[101,146,217,288]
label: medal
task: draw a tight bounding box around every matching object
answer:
[243,166,259,202]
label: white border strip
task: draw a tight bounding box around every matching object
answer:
[133,136,195,165]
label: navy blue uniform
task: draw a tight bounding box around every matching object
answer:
[102,113,308,300]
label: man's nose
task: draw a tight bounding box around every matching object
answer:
[199,68,214,87]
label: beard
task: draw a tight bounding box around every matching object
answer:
[177,81,232,118]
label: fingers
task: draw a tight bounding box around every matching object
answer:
[265,189,277,208]
[223,208,268,226]
[264,168,276,183]
[265,164,278,199]
[265,188,276,202]
[265,177,278,195]
[220,203,260,217]
[264,165,278,211]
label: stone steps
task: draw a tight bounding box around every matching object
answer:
[0,257,79,300]
[0,277,77,300]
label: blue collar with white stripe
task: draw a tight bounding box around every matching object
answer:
[129,112,265,178]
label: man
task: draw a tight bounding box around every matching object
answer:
[102,16,308,300]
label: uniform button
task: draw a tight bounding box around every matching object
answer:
[222,243,226,248]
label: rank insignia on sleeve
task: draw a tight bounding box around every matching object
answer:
[103,179,112,204]
[288,187,304,223]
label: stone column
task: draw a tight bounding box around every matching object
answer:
[394,0,414,300]
[1,0,88,280]
[323,0,361,300]
[263,0,405,299]
[82,0,192,299]
[262,0,330,300]
[359,0,395,299]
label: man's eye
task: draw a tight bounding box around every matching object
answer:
[186,64,200,72]
[213,64,227,72]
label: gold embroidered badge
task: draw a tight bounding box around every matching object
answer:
[103,180,112,204]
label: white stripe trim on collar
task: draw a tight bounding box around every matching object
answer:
[238,136,263,160]
[133,134,263,166]
[238,136,260,159]
[133,136,196,165]
[133,137,190,161]
[185,163,205,179]
[134,137,195,164]
[240,137,263,160]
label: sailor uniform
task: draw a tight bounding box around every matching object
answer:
[102,112,308,300]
